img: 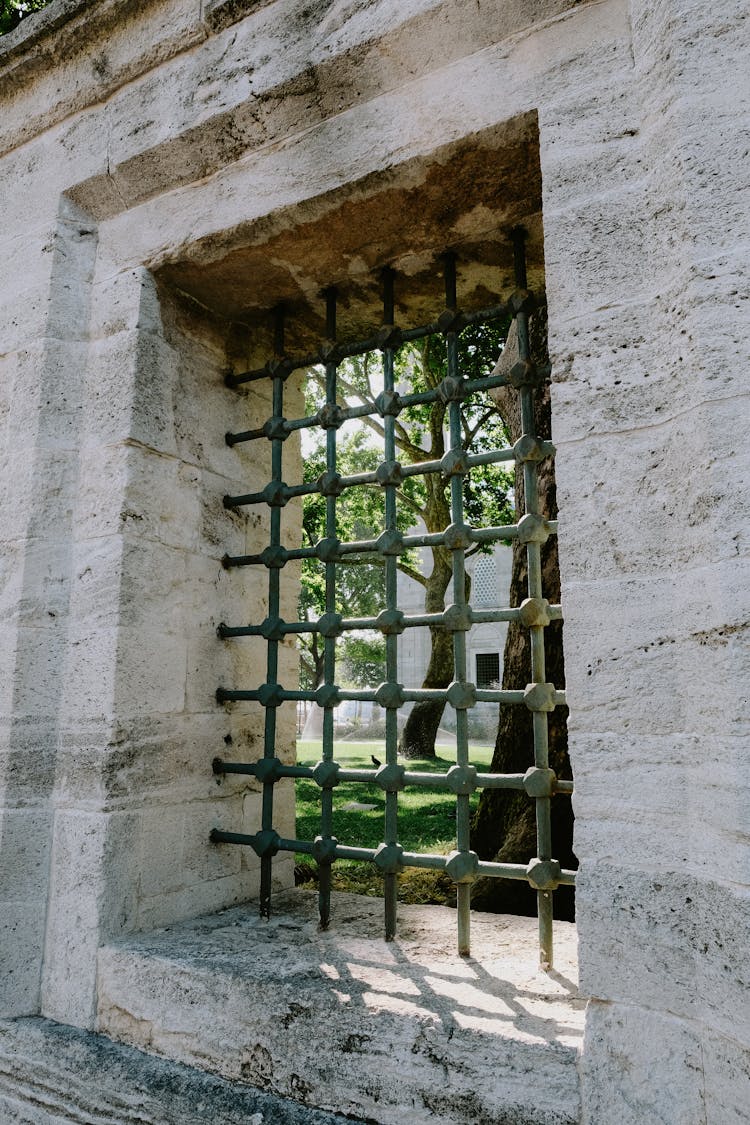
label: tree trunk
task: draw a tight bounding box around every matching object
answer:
[470,302,576,920]
[309,633,326,690]
[398,404,455,761]
[398,547,453,759]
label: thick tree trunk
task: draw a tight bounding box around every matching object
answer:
[309,634,326,691]
[398,405,455,760]
[470,302,576,920]
[398,548,453,760]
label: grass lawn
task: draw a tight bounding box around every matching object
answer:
[294,739,494,903]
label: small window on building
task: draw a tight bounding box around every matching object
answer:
[476,652,500,688]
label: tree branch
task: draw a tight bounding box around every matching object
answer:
[394,417,415,449]
[461,410,472,448]
[464,407,499,449]
[362,352,374,401]
[395,488,424,518]
[337,555,383,567]
[330,367,427,459]
[397,561,427,588]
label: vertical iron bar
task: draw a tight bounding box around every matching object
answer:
[260,306,287,918]
[318,287,338,930]
[444,253,472,957]
[512,227,554,968]
[381,268,399,941]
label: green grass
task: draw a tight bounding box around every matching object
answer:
[294,739,494,902]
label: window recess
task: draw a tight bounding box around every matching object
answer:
[211,231,573,967]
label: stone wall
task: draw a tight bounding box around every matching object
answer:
[0,0,747,1121]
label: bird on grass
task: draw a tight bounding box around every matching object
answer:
[370,754,382,768]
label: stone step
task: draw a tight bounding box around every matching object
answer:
[96,889,584,1125]
[0,1015,363,1125]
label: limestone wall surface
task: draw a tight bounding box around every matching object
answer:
[0,0,747,1121]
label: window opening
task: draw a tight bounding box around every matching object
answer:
[211,231,574,967]
[475,653,501,689]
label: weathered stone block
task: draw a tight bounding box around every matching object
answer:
[0,720,57,808]
[571,732,750,878]
[41,810,142,1027]
[579,1001,707,1125]
[0,622,68,722]
[0,0,747,1116]
[0,902,46,1017]
[0,808,52,900]
[81,332,180,454]
[576,864,750,1045]
[0,1013,364,1124]
[97,892,583,1125]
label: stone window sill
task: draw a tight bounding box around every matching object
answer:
[96,889,583,1125]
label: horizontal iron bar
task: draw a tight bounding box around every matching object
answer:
[214,758,574,795]
[224,371,532,446]
[225,298,523,389]
[476,860,576,886]
[219,622,314,639]
[222,547,312,568]
[217,686,567,707]
[224,545,314,567]
[212,829,312,854]
[225,425,265,445]
[217,761,313,779]
[222,521,558,568]
[351,520,560,552]
[223,440,548,508]
[218,603,563,639]
[211,829,576,884]
[285,401,374,433]
[332,844,376,862]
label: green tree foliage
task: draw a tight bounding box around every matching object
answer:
[298,422,419,690]
[299,321,514,755]
[338,635,387,690]
[0,0,50,35]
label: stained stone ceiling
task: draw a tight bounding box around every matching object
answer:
[157,113,544,352]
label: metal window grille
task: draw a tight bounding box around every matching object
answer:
[475,652,501,689]
[211,231,574,968]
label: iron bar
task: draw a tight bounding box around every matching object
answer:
[222,439,552,508]
[210,827,576,884]
[442,252,472,956]
[381,268,400,941]
[225,371,541,447]
[217,602,563,639]
[221,519,558,568]
[331,442,522,490]
[317,287,339,931]
[224,295,541,389]
[511,226,556,969]
[258,304,287,920]
[214,757,573,795]
[216,684,566,707]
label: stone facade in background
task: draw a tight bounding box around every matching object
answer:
[397,538,513,700]
[0,0,747,1122]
